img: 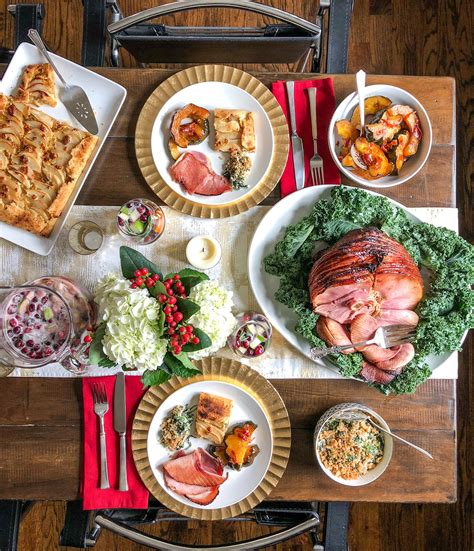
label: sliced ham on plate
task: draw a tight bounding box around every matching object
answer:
[169,151,232,196]
[163,448,228,506]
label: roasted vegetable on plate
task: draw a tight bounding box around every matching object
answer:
[168,103,211,159]
[209,421,260,470]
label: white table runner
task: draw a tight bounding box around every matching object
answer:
[1,205,458,379]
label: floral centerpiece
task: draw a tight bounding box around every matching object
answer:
[89,246,236,385]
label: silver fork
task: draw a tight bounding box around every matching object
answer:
[307,87,324,185]
[92,383,110,489]
[311,324,417,360]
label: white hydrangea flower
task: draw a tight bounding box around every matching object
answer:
[187,280,236,360]
[94,274,167,372]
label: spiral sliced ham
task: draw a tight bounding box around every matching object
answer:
[310,228,423,382]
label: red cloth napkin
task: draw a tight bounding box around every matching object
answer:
[82,375,149,510]
[271,78,341,197]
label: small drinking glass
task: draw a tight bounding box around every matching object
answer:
[116,198,165,245]
[228,312,272,359]
[68,221,104,255]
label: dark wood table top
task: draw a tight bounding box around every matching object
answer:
[0,69,458,503]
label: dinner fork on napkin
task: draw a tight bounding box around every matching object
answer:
[271,78,341,197]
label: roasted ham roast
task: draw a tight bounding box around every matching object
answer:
[309,228,423,383]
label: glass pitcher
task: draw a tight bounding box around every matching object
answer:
[0,276,97,375]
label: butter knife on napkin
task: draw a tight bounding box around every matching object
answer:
[114,372,128,491]
[285,81,305,190]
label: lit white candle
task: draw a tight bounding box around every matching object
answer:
[186,235,222,270]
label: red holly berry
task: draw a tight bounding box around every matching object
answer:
[173,312,183,323]
[158,294,167,303]
[83,335,92,343]
[140,267,149,276]
[164,281,171,289]
[180,293,186,298]
[166,278,174,285]
[152,273,160,281]
[173,274,180,280]
[170,321,177,328]
[172,306,178,313]
[192,337,200,344]
[134,269,141,278]
[135,278,143,286]
[173,345,182,355]
[145,278,154,288]
[130,282,138,289]
[165,315,173,324]
[167,289,174,296]
[168,328,175,335]
[178,326,186,334]
[186,325,193,333]
[181,333,190,344]
[168,296,177,305]
[163,306,172,315]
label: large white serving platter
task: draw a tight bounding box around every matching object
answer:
[147,380,273,510]
[0,42,127,256]
[150,81,274,206]
[248,185,455,377]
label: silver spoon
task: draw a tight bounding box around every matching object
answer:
[350,69,368,170]
[335,410,434,460]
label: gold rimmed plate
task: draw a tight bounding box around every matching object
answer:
[135,65,289,218]
[132,357,291,520]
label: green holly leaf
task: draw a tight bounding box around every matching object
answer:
[142,368,172,387]
[88,323,109,365]
[149,280,167,298]
[156,309,165,338]
[181,327,212,352]
[163,352,201,378]
[120,246,163,280]
[98,357,115,368]
[178,268,209,293]
[176,297,200,321]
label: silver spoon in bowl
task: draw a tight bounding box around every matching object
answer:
[350,69,368,170]
[335,410,433,460]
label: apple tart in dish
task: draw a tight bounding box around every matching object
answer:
[0,92,98,236]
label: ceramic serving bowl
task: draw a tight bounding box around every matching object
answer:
[328,84,432,188]
[314,402,393,486]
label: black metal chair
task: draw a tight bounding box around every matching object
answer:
[82,0,354,74]
[0,2,44,62]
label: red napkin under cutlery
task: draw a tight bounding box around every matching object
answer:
[271,78,341,197]
[82,375,149,510]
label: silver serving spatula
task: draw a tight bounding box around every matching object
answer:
[28,29,99,135]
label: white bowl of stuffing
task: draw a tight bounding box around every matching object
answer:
[314,403,393,486]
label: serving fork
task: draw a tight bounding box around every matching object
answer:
[307,87,324,185]
[310,324,417,360]
[92,383,110,489]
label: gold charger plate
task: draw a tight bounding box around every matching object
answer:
[132,356,291,520]
[135,65,289,218]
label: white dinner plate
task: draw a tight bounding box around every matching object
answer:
[147,380,273,510]
[150,81,274,206]
[0,42,127,256]
[248,185,456,377]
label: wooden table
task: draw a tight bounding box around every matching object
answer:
[0,70,458,504]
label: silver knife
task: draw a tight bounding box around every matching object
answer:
[28,29,99,135]
[285,81,305,190]
[114,371,128,491]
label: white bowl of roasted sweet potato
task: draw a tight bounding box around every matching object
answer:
[328,85,432,188]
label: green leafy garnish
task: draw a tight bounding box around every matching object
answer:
[120,246,163,280]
